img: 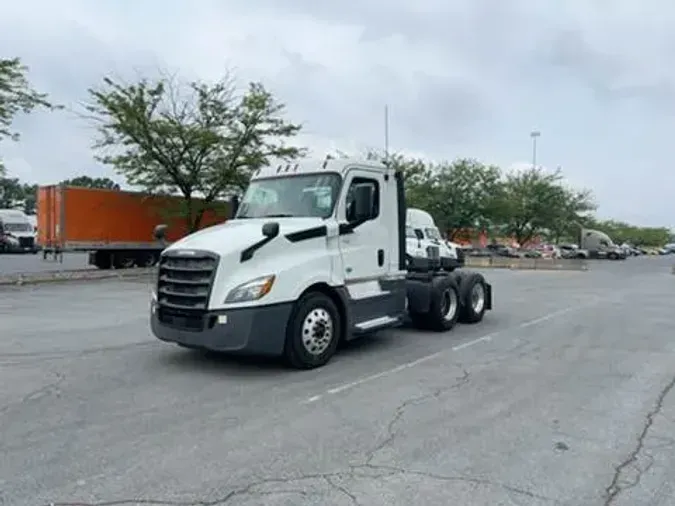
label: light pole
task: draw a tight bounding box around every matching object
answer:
[530,130,540,169]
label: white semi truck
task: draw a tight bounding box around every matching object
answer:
[0,209,38,253]
[150,158,493,369]
[406,208,464,269]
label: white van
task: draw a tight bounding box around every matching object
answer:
[0,209,38,253]
[406,208,463,268]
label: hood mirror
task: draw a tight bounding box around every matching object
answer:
[153,224,167,241]
[262,221,280,238]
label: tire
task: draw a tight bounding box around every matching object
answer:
[284,292,341,370]
[409,310,429,330]
[458,272,488,324]
[576,253,585,259]
[426,276,460,332]
[113,255,136,269]
[93,252,112,270]
[138,253,158,267]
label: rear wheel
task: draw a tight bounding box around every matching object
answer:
[284,292,341,369]
[426,277,460,331]
[458,273,488,324]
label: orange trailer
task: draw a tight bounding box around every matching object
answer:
[37,186,231,269]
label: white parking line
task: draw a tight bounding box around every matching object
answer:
[300,302,595,405]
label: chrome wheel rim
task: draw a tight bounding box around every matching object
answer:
[471,283,485,313]
[441,289,458,321]
[301,308,333,356]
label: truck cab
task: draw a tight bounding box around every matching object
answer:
[405,208,464,269]
[0,209,38,253]
[580,228,626,260]
[150,158,492,369]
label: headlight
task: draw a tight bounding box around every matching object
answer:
[225,275,275,303]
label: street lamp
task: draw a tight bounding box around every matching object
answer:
[530,130,540,169]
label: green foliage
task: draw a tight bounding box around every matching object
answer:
[582,218,670,247]
[426,159,502,239]
[0,57,60,175]
[354,152,605,246]
[0,177,24,208]
[84,72,305,232]
[0,177,37,214]
[494,167,596,245]
[21,183,37,214]
[60,175,119,190]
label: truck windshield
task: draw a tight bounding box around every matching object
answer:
[237,173,341,219]
[1,222,32,232]
[425,227,443,241]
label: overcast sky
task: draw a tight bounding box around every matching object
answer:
[1,1,673,226]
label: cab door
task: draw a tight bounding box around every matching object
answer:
[337,167,389,284]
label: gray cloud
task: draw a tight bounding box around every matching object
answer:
[1,0,675,226]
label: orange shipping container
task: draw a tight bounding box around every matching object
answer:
[37,186,230,268]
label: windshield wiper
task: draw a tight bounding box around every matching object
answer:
[261,213,295,218]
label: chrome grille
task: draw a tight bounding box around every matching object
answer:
[157,251,218,311]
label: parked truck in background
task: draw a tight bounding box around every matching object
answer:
[405,208,465,270]
[579,228,626,260]
[37,185,230,269]
[0,209,39,253]
[150,158,493,369]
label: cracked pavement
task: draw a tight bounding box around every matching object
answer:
[1,257,675,505]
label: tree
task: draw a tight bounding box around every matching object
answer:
[584,219,670,247]
[545,186,596,244]
[423,159,503,240]
[363,150,442,219]
[85,73,305,232]
[0,58,59,176]
[60,175,119,190]
[0,177,24,208]
[495,167,580,246]
[21,183,37,214]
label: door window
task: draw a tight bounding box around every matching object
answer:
[345,177,380,223]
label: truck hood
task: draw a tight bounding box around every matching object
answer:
[164,217,326,257]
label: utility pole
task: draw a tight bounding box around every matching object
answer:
[530,130,540,169]
[384,105,390,165]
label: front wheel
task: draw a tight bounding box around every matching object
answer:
[284,292,341,369]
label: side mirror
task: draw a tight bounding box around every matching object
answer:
[262,221,280,238]
[353,184,373,222]
[414,229,423,248]
[153,224,167,241]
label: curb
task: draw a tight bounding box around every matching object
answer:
[464,257,588,271]
[0,267,155,286]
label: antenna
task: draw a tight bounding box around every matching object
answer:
[384,105,390,165]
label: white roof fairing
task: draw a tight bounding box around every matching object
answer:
[250,159,387,180]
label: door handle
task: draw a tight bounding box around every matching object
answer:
[377,249,384,266]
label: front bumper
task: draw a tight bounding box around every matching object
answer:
[150,300,293,355]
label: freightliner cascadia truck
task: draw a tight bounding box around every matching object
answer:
[150,158,493,369]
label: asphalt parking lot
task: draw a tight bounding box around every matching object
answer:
[0,252,92,275]
[1,257,674,506]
